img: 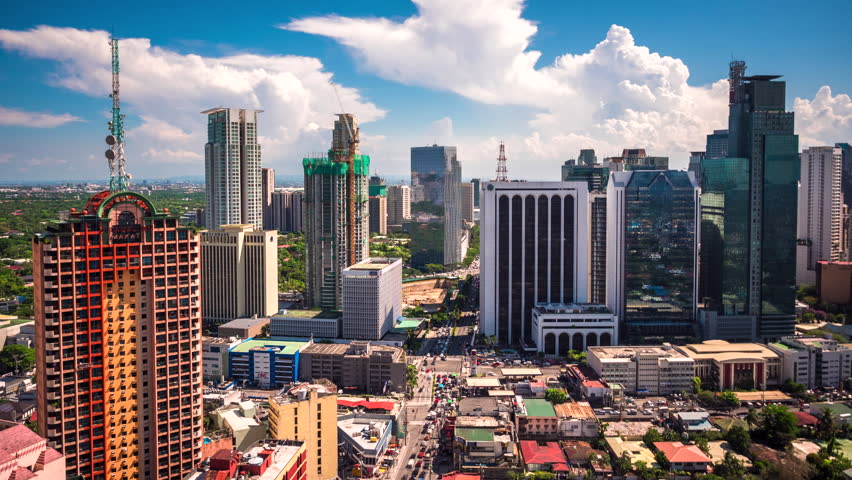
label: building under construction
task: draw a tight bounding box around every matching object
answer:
[303,114,370,310]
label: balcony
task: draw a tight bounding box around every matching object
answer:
[45,292,58,301]
[46,330,58,339]
[47,379,60,389]
[45,317,58,327]
[44,280,57,288]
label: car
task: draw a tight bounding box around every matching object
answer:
[487,372,497,376]
[416,460,423,468]
[642,409,653,415]
[627,409,638,415]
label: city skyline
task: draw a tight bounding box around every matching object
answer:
[0,0,850,182]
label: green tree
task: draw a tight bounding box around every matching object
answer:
[643,428,663,449]
[726,425,751,455]
[654,450,671,471]
[713,452,745,480]
[695,436,710,455]
[0,344,34,374]
[406,364,418,389]
[745,407,759,430]
[693,376,702,394]
[661,428,680,441]
[719,390,741,409]
[544,388,568,404]
[565,349,587,364]
[759,404,799,449]
[615,451,633,473]
[258,324,270,338]
[818,407,839,441]
[529,472,555,480]
[802,312,816,323]
[780,378,807,395]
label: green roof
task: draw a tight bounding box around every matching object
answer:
[272,309,340,320]
[455,427,494,442]
[523,398,556,417]
[230,338,308,355]
[814,403,852,417]
[771,343,790,350]
[390,317,426,333]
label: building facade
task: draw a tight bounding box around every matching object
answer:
[561,162,609,192]
[200,224,278,326]
[676,340,782,391]
[386,185,411,226]
[797,146,844,285]
[590,192,607,305]
[410,145,466,264]
[303,114,370,310]
[607,171,699,341]
[705,129,729,159]
[228,339,307,388]
[261,167,275,230]
[771,336,852,390]
[460,182,475,224]
[299,341,406,394]
[33,190,203,480]
[530,303,617,355]
[726,62,800,340]
[203,108,263,230]
[341,258,402,340]
[270,190,304,233]
[480,181,589,347]
[267,385,338,480]
[687,151,705,186]
[368,185,388,235]
[586,346,695,395]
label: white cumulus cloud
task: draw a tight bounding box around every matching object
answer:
[0,26,385,178]
[0,106,82,128]
[794,86,852,148]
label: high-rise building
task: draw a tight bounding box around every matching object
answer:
[725,61,800,340]
[590,192,607,304]
[796,146,843,285]
[201,224,278,326]
[411,145,457,205]
[578,149,597,166]
[607,170,699,341]
[369,174,386,187]
[688,151,706,186]
[561,161,609,192]
[839,143,852,220]
[203,108,263,230]
[470,178,481,207]
[368,185,388,235]
[268,384,338,480]
[341,258,402,340]
[34,190,203,480]
[705,129,729,159]
[261,167,275,230]
[479,181,589,344]
[460,182,475,223]
[303,114,370,310]
[622,149,646,165]
[270,190,304,233]
[386,185,411,226]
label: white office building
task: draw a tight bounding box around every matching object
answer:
[796,146,844,285]
[203,108,263,230]
[530,303,617,356]
[341,258,403,340]
[479,181,590,349]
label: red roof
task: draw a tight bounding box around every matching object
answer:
[530,381,547,388]
[582,380,606,389]
[441,474,480,480]
[37,447,63,465]
[794,411,819,426]
[653,442,712,464]
[520,440,569,467]
[337,399,395,411]
[0,425,44,456]
[9,466,34,480]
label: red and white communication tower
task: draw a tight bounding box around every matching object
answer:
[495,142,509,182]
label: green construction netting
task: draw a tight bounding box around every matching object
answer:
[303,153,371,176]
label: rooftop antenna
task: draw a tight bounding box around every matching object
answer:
[105,38,130,192]
[495,142,508,182]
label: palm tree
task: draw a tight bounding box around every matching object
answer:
[745,407,759,431]
[818,407,838,441]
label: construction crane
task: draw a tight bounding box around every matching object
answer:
[105,38,130,192]
[332,85,359,265]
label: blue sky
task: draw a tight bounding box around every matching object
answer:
[1,0,850,182]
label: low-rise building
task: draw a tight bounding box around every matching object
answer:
[267,384,338,480]
[203,336,243,382]
[653,442,712,473]
[770,336,852,390]
[0,424,65,480]
[671,411,713,433]
[676,340,782,390]
[605,437,657,469]
[587,345,695,395]
[218,316,270,339]
[554,402,597,438]
[202,440,308,480]
[212,401,267,451]
[229,338,308,388]
[299,341,406,394]
[519,440,569,473]
[270,310,341,339]
[338,415,394,476]
[809,403,852,426]
[530,303,618,355]
[515,398,559,438]
[453,423,515,472]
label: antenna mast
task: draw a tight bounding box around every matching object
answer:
[105,38,130,192]
[495,142,508,182]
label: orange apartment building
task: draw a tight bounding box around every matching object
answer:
[33,190,203,480]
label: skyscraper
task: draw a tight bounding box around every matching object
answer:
[460,182,475,224]
[479,181,590,344]
[386,185,411,226]
[839,143,852,211]
[202,108,263,230]
[368,185,388,235]
[270,190,304,232]
[590,192,607,305]
[410,145,457,205]
[561,160,609,192]
[796,146,843,285]
[303,114,370,310]
[341,258,403,340]
[34,191,203,479]
[261,167,275,229]
[200,224,278,326]
[607,170,699,341]
[725,61,800,340]
[470,178,481,207]
[705,129,729,159]
[688,151,706,186]
[578,149,597,166]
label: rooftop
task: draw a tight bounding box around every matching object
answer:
[230,338,308,355]
[343,257,401,272]
[554,402,595,420]
[501,367,542,377]
[520,441,568,467]
[338,398,397,412]
[605,437,657,467]
[337,416,392,453]
[678,340,779,362]
[390,317,425,333]
[654,442,712,464]
[218,316,269,330]
[0,424,44,454]
[458,397,500,416]
[272,309,340,320]
[588,345,690,360]
[487,390,516,397]
[465,377,502,388]
[532,303,611,315]
[522,398,556,417]
[454,416,500,428]
[455,427,494,442]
